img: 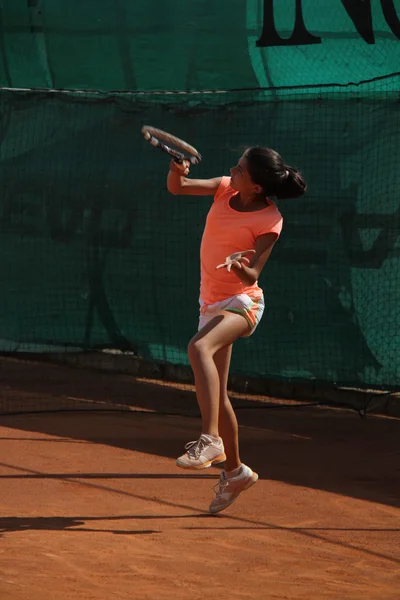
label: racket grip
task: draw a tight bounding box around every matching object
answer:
[149,136,183,163]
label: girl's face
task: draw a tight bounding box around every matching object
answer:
[229,155,261,194]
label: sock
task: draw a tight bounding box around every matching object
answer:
[225,464,243,479]
[201,434,221,444]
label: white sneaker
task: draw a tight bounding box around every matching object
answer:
[209,464,258,513]
[176,435,226,470]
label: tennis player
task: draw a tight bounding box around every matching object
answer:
[167,147,306,513]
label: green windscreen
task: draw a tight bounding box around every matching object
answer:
[0,1,399,91]
[0,76,399,388]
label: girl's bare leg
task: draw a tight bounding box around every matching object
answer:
[214,345,241,471]
[187,312,248,441]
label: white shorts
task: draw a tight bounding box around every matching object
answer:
[199,293,265,337]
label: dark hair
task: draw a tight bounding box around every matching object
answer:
[244,147,307,200]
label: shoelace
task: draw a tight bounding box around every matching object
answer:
[184,437,210,459]
[213,474,229,498]
[213,467,244,498]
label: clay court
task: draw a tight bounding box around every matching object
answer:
[0,357,398,600]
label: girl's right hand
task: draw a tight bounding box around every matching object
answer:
[169,159,190,176]
[216,250,256,272]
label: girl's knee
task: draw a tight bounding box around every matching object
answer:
[187,337,209,362]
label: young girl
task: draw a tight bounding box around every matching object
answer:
[167,147,306,513]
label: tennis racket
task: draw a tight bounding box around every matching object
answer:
[141,126,202,165]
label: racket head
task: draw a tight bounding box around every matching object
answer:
[141,125,202,165]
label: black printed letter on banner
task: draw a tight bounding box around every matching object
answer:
[257,0,321,47]
[381,0,400,40]
[341,0,374,43]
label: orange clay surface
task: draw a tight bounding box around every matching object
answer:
[0,357,399,600]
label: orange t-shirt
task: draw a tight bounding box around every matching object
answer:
[200,176,283,305]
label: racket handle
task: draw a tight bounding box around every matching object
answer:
[158,140,185,163]
[142,130,197,165]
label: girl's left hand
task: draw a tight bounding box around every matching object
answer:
[216,249,256,273]
[169,159,190,176]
